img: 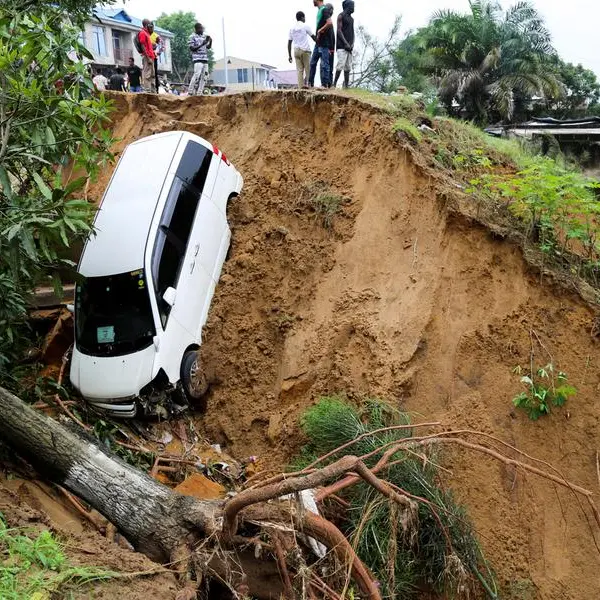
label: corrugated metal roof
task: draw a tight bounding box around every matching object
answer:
[93,7,173,37]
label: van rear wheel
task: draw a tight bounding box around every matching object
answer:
[181,351,209,401]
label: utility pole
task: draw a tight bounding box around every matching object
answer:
[222,17,228,89]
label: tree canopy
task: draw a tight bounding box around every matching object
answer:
[0,4,113,370]
[359,0,600,124]
[410,0,563,123]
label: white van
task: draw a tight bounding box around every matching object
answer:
[70,132,243,418]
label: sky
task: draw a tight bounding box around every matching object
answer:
[115,0,600,76]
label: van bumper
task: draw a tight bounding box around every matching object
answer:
[86,397,137,419]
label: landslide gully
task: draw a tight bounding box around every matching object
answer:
[94,91,600,598]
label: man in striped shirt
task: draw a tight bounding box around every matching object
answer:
[188,23,212,96]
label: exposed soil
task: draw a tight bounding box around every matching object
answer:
[0,475,178,599]
[80,90,600,598]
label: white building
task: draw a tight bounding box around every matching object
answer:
[212,57,277,91]
[83,8,174,75]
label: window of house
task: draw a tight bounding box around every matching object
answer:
[237,68,249,84]
[91,25,107,56]
[78,30,85,46]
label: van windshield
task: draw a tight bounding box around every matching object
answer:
[75,270,156,358]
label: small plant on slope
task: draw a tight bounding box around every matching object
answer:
[512,364,576,420]
[392,117,423,143]
[312,192,345,228]
[0,513,116,599]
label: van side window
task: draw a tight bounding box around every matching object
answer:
[151,177,201,327]
[176,141,213,195]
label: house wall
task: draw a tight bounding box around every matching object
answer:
[82,22,173,73]
[211,59,274,90]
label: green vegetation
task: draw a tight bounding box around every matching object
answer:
[311,192,346,229]
[0,513,116,598]
[0,3,113,374]
[359,1,600,124]
[392,117,422,143]
[513,364,576,420]
[468,148,600,285]
[296,397,497,599]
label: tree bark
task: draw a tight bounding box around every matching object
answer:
[0,386,382,599]
[0,386,220,562]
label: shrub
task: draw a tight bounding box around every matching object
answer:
[296,397,497,599]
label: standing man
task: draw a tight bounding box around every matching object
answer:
[334,0,355,88]
[315,4,335,88]
[92,70,108,92]
[126,57,143,92]
[308,0,325,87]
[149,22,163,95]
[109,67,126,91]
[288,11,315,88]
[138,19,156,92]
[188,23,212,96]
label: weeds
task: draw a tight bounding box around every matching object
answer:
[312,192,345,228]
[512,364,576,420]
[0,513,116,599]
[392,117,422,143]
[295,396,497,599]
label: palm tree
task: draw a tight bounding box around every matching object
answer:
[419,0,563,123]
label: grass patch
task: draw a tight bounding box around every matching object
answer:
[339,88,422,120]
[295,397,497,599]
[0,513,117,599]
[312,192,345,228]
[392,117,422,143]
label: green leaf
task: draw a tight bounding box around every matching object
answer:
[0,165,14,200]
[63,176,87,196]
[21,231,37,261]
[46,126,56,147]
[32,172,52,200]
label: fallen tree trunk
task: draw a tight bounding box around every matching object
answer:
[0,386,220,563]
[0,386,383,599]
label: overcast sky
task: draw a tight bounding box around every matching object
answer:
[115,0,600,75]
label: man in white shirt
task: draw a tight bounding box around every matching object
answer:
[92,70,108,92]
[288,11,316,88]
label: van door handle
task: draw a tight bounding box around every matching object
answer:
[190,260,196,274]
[194,244,200,257]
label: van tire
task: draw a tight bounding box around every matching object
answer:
[181,351,209,401]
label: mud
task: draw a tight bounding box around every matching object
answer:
[82,90,600,598]
[0,477,178,599]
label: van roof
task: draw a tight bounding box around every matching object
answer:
[79,132,184,278]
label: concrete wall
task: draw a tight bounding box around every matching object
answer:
[211,59,274,90]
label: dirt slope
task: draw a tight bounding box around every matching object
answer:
[97,91,600,599]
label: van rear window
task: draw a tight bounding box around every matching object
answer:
[176,141,213,195]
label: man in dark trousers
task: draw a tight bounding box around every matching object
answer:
[126,57,143,92]
[334,0,355,88]
[308,0,326,87]
[109,67,126,91]
[313,3,335,87]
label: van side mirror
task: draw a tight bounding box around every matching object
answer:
[163,287,177,307]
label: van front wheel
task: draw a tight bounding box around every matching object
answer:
[181,351,209,401]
